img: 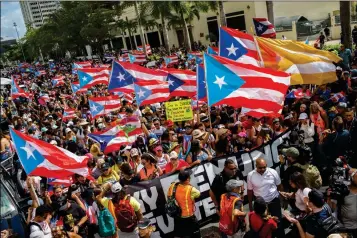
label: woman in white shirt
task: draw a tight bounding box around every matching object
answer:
[281,172,311,215]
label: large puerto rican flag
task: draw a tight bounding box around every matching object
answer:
[108,61,170,106]
[10,128,90,178]
[204,53,290,118]
[71,82,87,94]
[219,26,260,67]
[89,95,121,118]
[78,68,110,89]
[253,18,276,38]
[160,68,197,98]
[11,79,30,99]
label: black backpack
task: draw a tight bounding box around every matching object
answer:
[165,183,182,218]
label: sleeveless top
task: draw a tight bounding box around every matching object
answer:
[157,154,168,170]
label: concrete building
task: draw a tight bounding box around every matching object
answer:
[19,1,61,29]
[107,1,354,51]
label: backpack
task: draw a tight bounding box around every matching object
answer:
[243,214,266,238]
[294,163,322,189]
[165,183,182,218]
[114,195,137,232]
[219,194,241,235]
[98,208,116,237]
[313,207,345,237]
[26,222,42,238]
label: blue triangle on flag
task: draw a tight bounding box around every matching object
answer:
[204,53,245,106]
[9,128,45,175]
[89,100,104,117]
[52,80,57,87]
[197,64,206,100]
[129,54,136,63]
[167,74,184,92]
[187,54,194,60]
[219,28,248,61]
[134,83,152,106]
[71,84,79,93]
[253,20,268,36]
[164,57,172,65]
[78,71,93,88]
[108,61,136,91]
[207,46,218,55]
[195,56,203,64]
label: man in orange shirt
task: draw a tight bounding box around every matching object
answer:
[167,170,201,238]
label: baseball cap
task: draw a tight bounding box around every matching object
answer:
[138,218,152,230]
[65,128,72,134]
[238,132,247,138]
[273,118,280,124]
[298,113,308,120]
[111,181,122,193]
[169,151,178,160]
[101,163,110,171]
[337,102,347,108]
[200,116,209,122]
[225,179,244,192]
[130,148,139,157]
[166,120,174,127]
[282,147,300,158]
[336,66,342,71]
[67,121,74,127]
[41,127,48,132]
[50,140,58,145]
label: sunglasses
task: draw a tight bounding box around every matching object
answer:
[154,123,159,126]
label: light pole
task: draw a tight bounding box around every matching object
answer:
[13,22,26,62]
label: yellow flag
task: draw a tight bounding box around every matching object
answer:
[256,37,341,85]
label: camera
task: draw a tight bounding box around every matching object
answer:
[328,157,351,200]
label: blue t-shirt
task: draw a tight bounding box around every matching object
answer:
[339,49,352,67]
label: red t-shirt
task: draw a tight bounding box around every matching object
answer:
[249,212,277,238]
[165,160,189,173]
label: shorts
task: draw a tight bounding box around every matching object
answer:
[118,228,139,238]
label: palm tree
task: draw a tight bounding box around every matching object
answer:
[117,18,138,50]
[140,1,172,52]
[266,1,274,25]
[340,1,352,49]
[218,1,227,27]
[169,2,211,51]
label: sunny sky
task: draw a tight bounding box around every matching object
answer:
[1,1,26,39]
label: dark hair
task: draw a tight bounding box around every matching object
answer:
[333,116,344,132]
[178,169,192,182]
[121,163,134,175]
[308,189,324,208]
[216,138,229,155]
[254,197,267,216]
[290,172,308,189]
[35,205,51,217]
[141,153,156,164]
[161,130,169,141]
[224,159,235,167]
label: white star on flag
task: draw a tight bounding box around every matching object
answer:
[214,75,227,89]
[20,142,36,160]
[226,43,238,56]
[117,73,125,82]
[82,76,88,81]
[167,79,174,86]
[91,103,98,112]
[257,25,263,32]
[137,89,146,98]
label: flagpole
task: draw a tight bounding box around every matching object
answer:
[203,54,213,130]
[253,35,265,67]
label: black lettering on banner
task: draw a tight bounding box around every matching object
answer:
[126,129,291,237]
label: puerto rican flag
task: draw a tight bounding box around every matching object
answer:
[10,128,90,179]
[204,54,290,118]
[286,88,311,99]
[78,68,110,89]
[196,64,207,101]
[35,70,47,76]
[11,79,30,99]
[163,55,179,67]
[71,82,87,94]
[253,18,276,38]
[62,108,76,121]
[113,92,134,104]
[160,68,197,98]
[47,177,73,186]
[207,46,218,55]
[104,131,139,154]
[137,44,152,54]
[38,93,50,105]
[188,51,203,64]
[73,61,92,68]
[330,92,346,103]
[89,95,121,118]
[52,75,65,87]
[219,27,260,67]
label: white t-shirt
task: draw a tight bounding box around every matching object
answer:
[295,187,311,211]
[133,109,142,118]
[247,168,281,203]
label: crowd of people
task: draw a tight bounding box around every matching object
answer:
[0,39,357,238]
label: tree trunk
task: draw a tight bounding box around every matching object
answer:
[181,12,192,51]
[218,1,227,27]
[161,15,170,52]
[128,30,134,50]
[266,1,274,25]
[134,1,147,56]
[340,1,352,49]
